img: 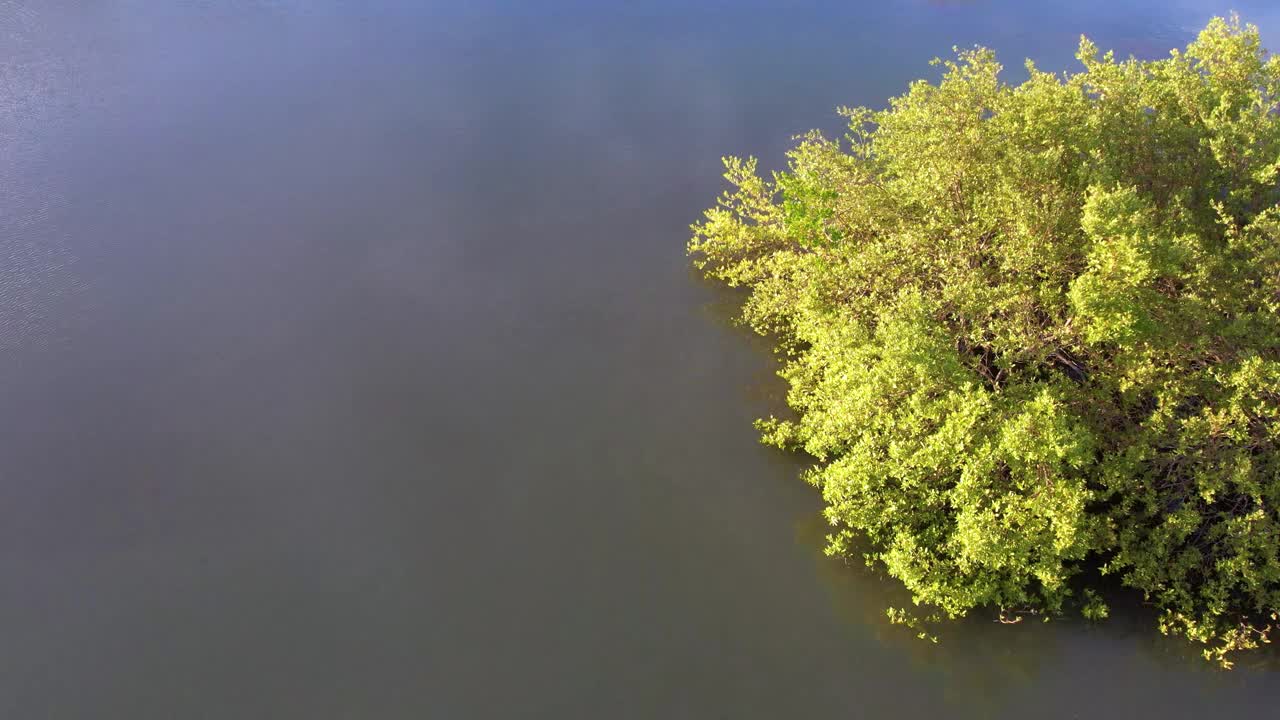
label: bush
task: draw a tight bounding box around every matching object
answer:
[690,16,1280,666]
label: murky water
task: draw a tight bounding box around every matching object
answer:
[2,1,1279,717]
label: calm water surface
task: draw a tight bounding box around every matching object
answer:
[3,1,1280,717]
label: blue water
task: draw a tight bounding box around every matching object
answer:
[1,1,1278,717]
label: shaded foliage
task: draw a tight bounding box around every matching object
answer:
[690,16,1280,666]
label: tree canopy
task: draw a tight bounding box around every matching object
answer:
[690,16,1280,666]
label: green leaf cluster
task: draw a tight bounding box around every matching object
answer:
[690,16,1280,666]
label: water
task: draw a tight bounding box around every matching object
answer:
[1,1,1278,717]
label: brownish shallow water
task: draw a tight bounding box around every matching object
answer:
[2,1,1280,717]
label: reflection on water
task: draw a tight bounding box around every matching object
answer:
[801,506,1280,712]
[2,1,1280,717]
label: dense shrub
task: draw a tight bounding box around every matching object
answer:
[690,16,1280,666]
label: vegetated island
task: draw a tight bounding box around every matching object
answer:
[690,16,1280,667]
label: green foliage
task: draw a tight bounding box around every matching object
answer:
[690,16,1280,666]
[1081,589,1109,621]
